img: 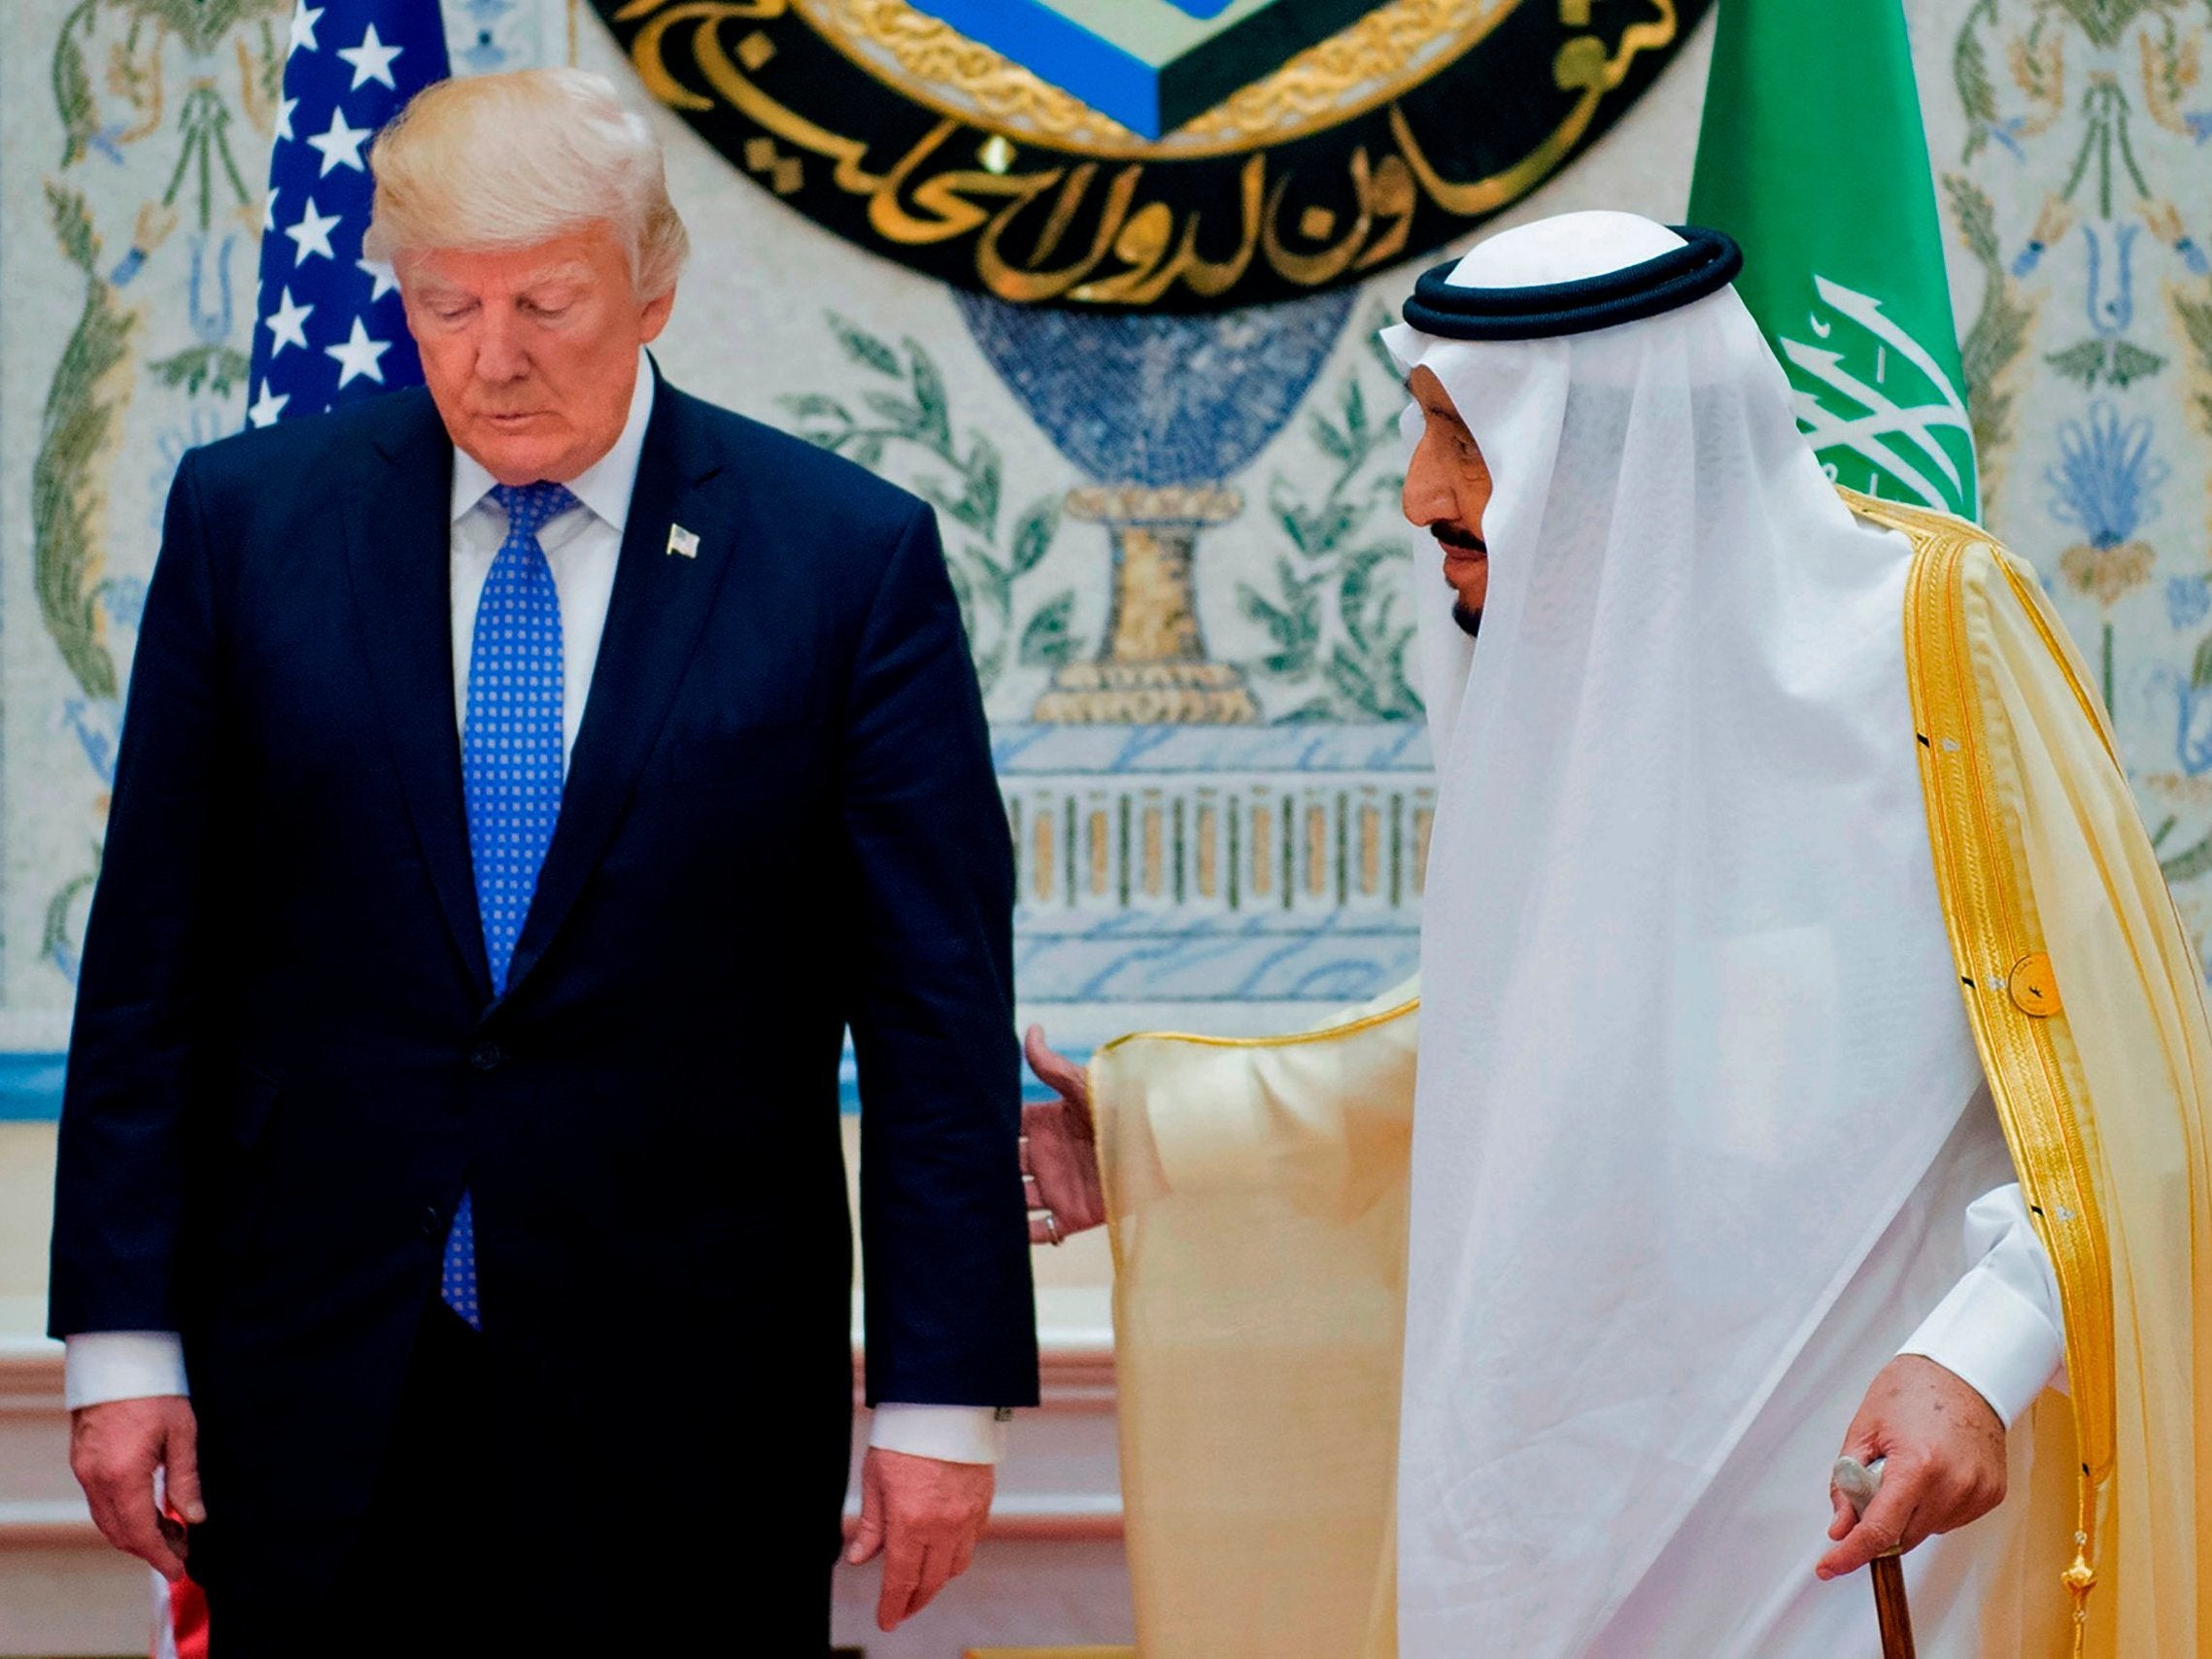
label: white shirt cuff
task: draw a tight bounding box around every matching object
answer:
[63,1332,190,1410]
[1897,1183,2067,1428]
[868,1403,1010,1465]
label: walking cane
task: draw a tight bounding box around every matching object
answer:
[1833,1456,1915,1659]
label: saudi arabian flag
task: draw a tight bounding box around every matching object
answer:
[1687,0,1978,521]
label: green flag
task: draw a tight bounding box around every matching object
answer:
[1687,0,1977,521]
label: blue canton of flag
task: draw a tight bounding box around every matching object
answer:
[246,1,451,429]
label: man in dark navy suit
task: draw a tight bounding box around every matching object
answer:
[48,68,1037,1656]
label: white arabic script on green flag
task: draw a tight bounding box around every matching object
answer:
[1688,0,1979,521]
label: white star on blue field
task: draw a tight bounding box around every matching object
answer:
[246,2,452,428]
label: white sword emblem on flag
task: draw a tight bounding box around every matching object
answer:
[1779,275,1975,515]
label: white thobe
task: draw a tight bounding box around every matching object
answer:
[1594,1087,2060,1656]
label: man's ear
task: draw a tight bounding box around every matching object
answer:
[639,285,676,343]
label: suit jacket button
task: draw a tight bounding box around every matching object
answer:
[421,1205,443,1238]
[469,1041,503,1071]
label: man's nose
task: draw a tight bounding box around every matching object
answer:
[472,314,530,383]
[1402,454,1457,528]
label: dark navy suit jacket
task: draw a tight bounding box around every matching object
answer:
[48,372,1038,1594]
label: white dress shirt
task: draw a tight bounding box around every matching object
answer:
[1897,1182,2067,1425]
[64,352,1006,1466]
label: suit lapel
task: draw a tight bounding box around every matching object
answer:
[500,385,739,1000]
[340,391,493,1000]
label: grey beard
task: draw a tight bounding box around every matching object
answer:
[1451,601,1482,639]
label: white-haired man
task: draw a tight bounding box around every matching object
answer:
[50,69,1037,1655]
[1023,212,2212,1655]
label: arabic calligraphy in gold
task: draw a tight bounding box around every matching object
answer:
[603,0,1694,309]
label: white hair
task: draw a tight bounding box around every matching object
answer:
[363,67,689,298]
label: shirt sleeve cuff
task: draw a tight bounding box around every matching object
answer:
[868,1403,1010,1465]
[1897,1263,2065,1429]
[64,1332,190,1410]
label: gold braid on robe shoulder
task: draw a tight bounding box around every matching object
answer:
[1085,491,2212,1659]
[1858,487,2212,1658]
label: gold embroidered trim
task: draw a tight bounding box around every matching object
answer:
[1852,488,2117,1649]
[1095,998,1419,1056]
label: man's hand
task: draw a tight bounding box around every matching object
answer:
[1818,1355,2007,1580]
[70,1395,203,1581]
[1021,1024,1106,1243]
[844,1446,994,1631]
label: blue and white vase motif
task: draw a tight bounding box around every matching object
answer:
[955,288,1356,722]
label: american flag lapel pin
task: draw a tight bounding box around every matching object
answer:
[666,523,700,559]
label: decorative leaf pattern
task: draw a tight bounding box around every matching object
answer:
[785,315,1071,698]
[1238,316,1421,722]
[33,185,133,703]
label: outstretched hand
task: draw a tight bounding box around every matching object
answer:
[1818,1354,2008,1580]
[1020,1024,1106,1242]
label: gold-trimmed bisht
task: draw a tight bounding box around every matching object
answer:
[1855,488,2116,1653]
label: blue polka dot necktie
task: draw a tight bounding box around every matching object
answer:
[443,479,576,1329]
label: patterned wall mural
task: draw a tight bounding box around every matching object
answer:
[1936,0,2212,951]
[2,0,2210,1081]
[773,292,1438,1018]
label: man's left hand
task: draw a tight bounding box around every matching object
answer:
[1022,1025,1107,1242]
[844,1446,995,1631]
[1818,1354,2008,1580]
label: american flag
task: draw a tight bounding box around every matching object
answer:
[162,9,452,1650]
[244,0,452,428]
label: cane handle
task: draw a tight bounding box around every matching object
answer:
[1834,1455,1906,1561]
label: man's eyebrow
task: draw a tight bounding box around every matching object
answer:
[518,264,593,292]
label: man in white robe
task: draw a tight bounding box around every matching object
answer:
[1016,212,2199,1657]
[1382,211,2058,1655]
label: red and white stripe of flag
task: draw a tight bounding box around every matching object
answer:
[152,1569,208,1659]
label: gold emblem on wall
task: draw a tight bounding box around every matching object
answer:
[596,0,1706,312]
